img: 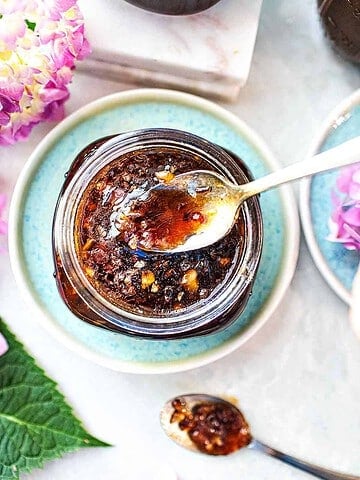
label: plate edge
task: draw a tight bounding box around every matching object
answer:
[299,89,360,305]
[9,88,300,373]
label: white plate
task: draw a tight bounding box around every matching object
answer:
[300,89,360,305]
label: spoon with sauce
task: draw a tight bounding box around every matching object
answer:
[116,135,360,253]
[160,394,360,480]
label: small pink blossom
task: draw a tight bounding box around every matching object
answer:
[0,0,90,145]
[0,332,8,356]
[0,13,26,48]
[0,0,29,15]
[0,194,7,253]
[328,164,360,250]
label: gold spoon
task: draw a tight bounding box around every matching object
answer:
[117,136,360,253]
[160,394,360,480]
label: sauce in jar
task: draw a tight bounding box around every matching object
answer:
[75,147,242,316]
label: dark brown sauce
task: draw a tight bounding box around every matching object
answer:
[117,186,207,251]
[318,0,360,63]
[170,397,252,455]
[75,147,243,316]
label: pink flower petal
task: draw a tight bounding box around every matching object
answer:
[0,14,26,48]
[0,220,7,235]
[0,111,10,126]
[40,86,69,103]
[349,183,360,201]
[336,166,355,193]
[341,206,360,226]
[0,0,89,145]
[45,0,77,12]
[352,168,360,183]
[0,333,9,356]
[344,224,360,243]
[42,99,66,121]
[329,165,360,250]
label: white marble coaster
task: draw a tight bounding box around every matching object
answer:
[78,0,262,101]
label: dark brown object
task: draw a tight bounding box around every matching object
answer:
[124,0,221,15]
[170,397,251,455]
[318,0,360,63]
[75,146,242,315]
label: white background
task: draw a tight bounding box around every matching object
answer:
[0,1,359,479]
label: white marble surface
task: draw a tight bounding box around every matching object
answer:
[77,0,262,101]
[0,0,360,479]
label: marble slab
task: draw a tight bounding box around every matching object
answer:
[78,0,262,101]
[3,1,360,479]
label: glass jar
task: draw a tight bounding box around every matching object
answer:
[123,0,222,15]
[52,129,263,339]
[318,0,360,63]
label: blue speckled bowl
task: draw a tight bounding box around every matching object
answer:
[9,89,299,373]
[300,89,360,305]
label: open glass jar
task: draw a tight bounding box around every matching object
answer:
[52,129,263,339]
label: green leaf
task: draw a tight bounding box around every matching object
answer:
[24,19,36,31]
[0,319,110,479]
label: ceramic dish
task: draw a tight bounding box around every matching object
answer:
[9,88,299,374]
[300,89,360,305]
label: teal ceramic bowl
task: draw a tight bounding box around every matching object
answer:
[300,89,360,305]
[9,89,299,373]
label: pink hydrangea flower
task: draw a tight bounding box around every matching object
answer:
[0,0,90,145]
[0,332,8,356]
[0,194,7,253]
[328,164,360,250]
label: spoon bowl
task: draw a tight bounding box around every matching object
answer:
[160,393,360,480]
[129,170,243,253]
[160,393,252,455]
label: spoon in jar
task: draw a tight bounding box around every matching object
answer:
[160,394,360,480]
[116,135,360,253]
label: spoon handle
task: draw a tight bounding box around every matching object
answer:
[251,438,360,480]
[239,136,360,199]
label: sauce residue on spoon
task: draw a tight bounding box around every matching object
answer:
[170,397,252,455]
[116,185,209,251]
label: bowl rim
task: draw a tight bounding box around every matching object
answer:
[9,88,299,374]
[299,88,360,306]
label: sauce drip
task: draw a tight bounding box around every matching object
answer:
[170,397,252,456]
[117,186,207,251]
